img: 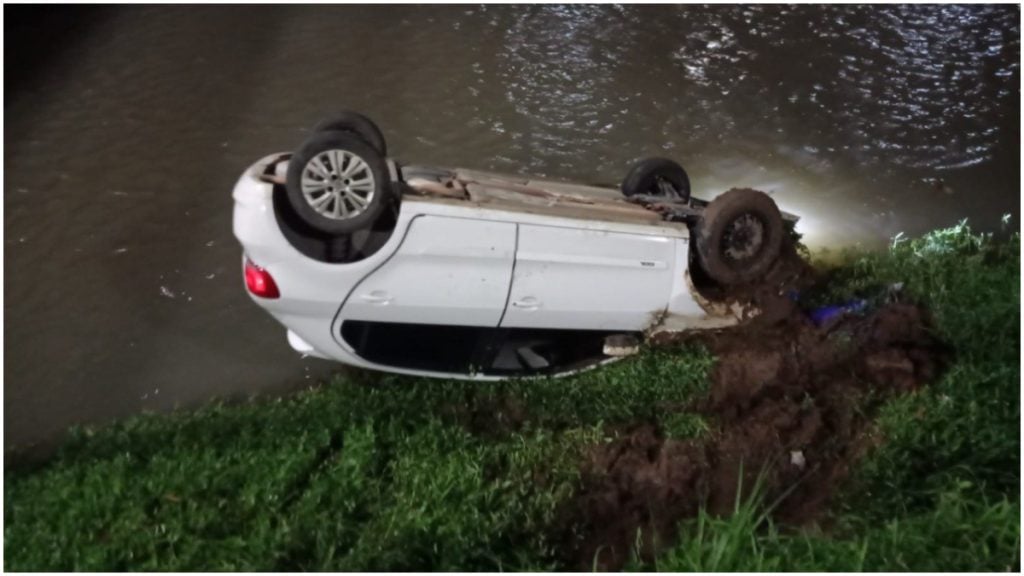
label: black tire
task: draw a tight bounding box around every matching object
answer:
[312,111,387,156]
[286,131,394,235]
[621,157,691,202]
[694,188,783,286]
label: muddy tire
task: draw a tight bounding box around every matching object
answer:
[286,131,393,235]
[695,188,783,286]
[621,157,691,202]
[312,111,387,156]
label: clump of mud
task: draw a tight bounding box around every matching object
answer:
[563,244,944,570]
[683,235,819,329]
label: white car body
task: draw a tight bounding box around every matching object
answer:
[232,153,768,380]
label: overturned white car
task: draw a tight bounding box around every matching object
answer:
[232,112,797,379]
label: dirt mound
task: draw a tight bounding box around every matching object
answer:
[564,303,943,570]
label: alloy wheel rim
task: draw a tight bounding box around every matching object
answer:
[300,149,376,220]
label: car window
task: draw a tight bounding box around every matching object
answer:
[341,321,615,376]
[341,321,487,373]
[482,327,611,376]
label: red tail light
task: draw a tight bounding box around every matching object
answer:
[244,258,280,299]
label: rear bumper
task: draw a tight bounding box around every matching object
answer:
[287,330,330,359]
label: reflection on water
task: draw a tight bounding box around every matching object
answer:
[4,4,1019,454]
[668,5,1017,171]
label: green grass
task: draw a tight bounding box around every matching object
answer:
[4,221,1019,571]
[4,350,712,571]
[652,483,1019,572]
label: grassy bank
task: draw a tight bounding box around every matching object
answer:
[4,222,1019,571]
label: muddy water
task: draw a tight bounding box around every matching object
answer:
[5,5,1019,454]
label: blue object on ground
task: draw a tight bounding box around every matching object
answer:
[809,299,868,327]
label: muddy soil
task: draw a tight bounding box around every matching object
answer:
[684,229,820,329]
[564,258,943,570]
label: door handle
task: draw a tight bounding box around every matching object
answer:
[511,297,540,310]
[360,290,392,305]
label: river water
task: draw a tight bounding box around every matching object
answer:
[5,5,1019,455]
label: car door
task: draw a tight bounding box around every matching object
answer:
[336,214,516,374]
[500,224,676,330]
[340,215,516,326]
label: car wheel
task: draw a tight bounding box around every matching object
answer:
[312,111,387,156]
[694,188,783,286]
[286,131,394,235]
[621,157,691,202]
